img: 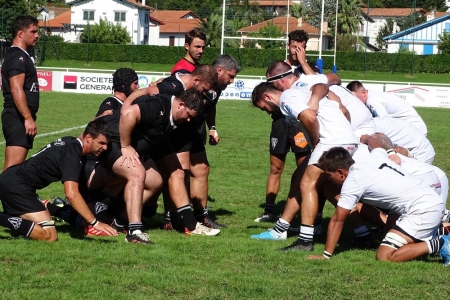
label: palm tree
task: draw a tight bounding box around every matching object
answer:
[230,0,264,25]
[337,0,364,35]
[196,13,241,48]
[290,3,307,19]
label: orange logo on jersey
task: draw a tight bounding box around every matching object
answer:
[294,132,308,148]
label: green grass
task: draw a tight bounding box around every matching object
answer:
[0,92,450,299]
[39,59,450,84]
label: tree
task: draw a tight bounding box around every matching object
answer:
[397,12,426,30]
[336,34,360,51]
[81,18,131,44]
[0,0,45,40]
[376,19,394,49]
[302,0,337,29]
[229,0,264,26]
[438,31,450,54]
[249,22,285,49]
[337,0,364,35]
[196,13,241,48]
[290,3,306,19]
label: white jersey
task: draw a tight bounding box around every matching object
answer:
[279,88,357,145]
[366,90,427,135]
[397,153,441,195]
[374,117,435,164]
[329,85,376,137]
[338,148,443,216]
[291,73,328,90]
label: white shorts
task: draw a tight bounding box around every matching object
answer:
[416,171,441,197]
[396,204,444,241]
[309,143,358,165]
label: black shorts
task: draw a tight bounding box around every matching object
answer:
[1,106,36,148]
[0,165,44,216]
[270,114,311,155]
[169,123,206,155]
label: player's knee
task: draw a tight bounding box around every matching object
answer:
[376,232,408,261]
[36,220,58,242]
[191,163,209,178]
[170,168,186,182]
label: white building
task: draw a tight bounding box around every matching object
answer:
[383,13,450,54]
[149,10,200,46]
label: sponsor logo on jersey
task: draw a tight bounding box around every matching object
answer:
[30,82,39,92]
[54,139,65,146]
[19,56,24,62]
[158,111,164,117]
[281,102,291,114]
[295,82,308,88]
[8,217,22,230]
[271,137,278,149]
[172,83,177,89]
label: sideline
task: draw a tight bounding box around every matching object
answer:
[0,124,86,145]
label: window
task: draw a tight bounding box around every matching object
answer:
[83,10,94,21]
[445,23,450,32]
[114,12,126,22]
[169,36,175,46]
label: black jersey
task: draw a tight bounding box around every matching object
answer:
[133,94,175,145]
[156,73,185,95]
[1,46,39,112]
[17,137,83,189]
[95,96,123,142]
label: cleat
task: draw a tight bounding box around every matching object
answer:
[85,225,109,236]
[439,235,450,266]
[254,212,274,222]
[279,239,314,251]
[185,222,220,236]
[251,229,286,240]
[288,225,323,236]
[161,220,176,231]
[111,219,127,234]
[199,216,228,229]
[125,230,153,244]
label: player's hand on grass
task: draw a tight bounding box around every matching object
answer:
[120,145,141,168]
[24,118,37,136]
[209,128,220,145]
[94,221,119,236]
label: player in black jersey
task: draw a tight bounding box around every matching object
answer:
[1,16,39,171]
[0,120,118,241]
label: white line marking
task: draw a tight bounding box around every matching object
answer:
[0,124,86,145]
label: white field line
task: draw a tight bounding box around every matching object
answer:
[0,124,86,145]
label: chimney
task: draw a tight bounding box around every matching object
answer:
[297,17,303,27]
[322,21,328,33]
[142,0,146,6]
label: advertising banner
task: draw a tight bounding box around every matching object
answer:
[37,70,52,91]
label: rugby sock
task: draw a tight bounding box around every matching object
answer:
[163,211,171,223]
[0,213,35,237]
[273,218,290,234]
[437,226,450,237]
[353,225,371,238]
[298,224,314,245]
[426,237,444,254]
[177,204,197,231]
[264,204,275,215]
[170,212,178,224]
[443,210,450,223]
[314,212,323,227]
[142,203,158,219]
[194,208,206,219]
[128,222,144,235]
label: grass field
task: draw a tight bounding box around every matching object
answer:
[0,92,450,299]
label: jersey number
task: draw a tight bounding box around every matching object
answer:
[378,163,404,176]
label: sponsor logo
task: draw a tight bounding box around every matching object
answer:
[234,80,245,91]
[38,78,48,87]
[295,82,308,88]
[271,137,278,149]
[95,202,109,214]
[158,111,164,117]
[281,101,291,114]
[172,83,177,89]
[54,139,65,146]
[138,76,149,88]
[64,75,77,89]
[30,82,39,92]
[19,56,24,62]
[240,92,252,98]
[293,132,308,148]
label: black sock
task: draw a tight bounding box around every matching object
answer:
[128,222,144,235]
[0,212,36,237]
[177,205,197,231]
[142,203,158,219]
[264,204,275,214]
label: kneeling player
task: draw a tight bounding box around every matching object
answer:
[0,120,118,241]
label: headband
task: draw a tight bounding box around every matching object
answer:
[266,66,298,82]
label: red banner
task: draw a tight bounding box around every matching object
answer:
[37,71,53,91]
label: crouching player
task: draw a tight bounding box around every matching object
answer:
[0,120,118,241]
[309,147,450,265]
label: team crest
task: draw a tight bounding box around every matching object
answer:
[158,111,164,117]
[19,56,24,62]
[95,202,109,214]
[271,137,278,149]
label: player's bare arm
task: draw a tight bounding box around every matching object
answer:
[307,83,328,113]
[64,181,118,236]
[10,73,37,136]
[298,109,319,146]
[122,86,159,110]
[325,73,341,86]
[119,105,141,167]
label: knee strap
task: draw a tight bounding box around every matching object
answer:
[381,232,408,250]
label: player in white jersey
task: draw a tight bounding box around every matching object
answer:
[309,147,450,264]
[374,117,435,164]
[328,85,376,137]
[250,62,358,251]
[346,81,427,135]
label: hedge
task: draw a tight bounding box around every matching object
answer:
[37,42,450,73]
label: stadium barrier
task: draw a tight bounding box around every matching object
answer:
[32,68,450,109]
